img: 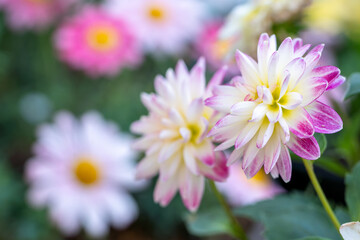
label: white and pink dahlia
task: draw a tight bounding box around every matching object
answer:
[0,0,76,31]
[104,0,205,55]
[206,33,344,182]
[54,6,142,77]
[131,58,229,212]
[26,111,146,237]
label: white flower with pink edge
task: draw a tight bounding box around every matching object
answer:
[206,33,344,182]
[340,222,360,240]
[131,58,229,212]
[26,111,146,237]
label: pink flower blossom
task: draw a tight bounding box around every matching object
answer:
[0,0,76,31]
[54,6,142,77]
[104,0,205,56]
[26,111,146,237]
[217,162,283,206]
[131,58,229,212]
[194,21,238,74]
[206,33,344,182]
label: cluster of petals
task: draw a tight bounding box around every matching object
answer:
[131,58,229,212]
[26,111,146,237]
[206,33,344,182]
[219,0,311,57]
[0,0,77,31]
[194,21,238,74]
[104,0,205,56]
[54,6,142,77]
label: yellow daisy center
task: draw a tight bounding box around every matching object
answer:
[86,26,120,52]
[188,123,202,143]
[74,158,100,186]
[212,39,231,60]
[148,6,166,21]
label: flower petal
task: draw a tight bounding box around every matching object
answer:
[286,134,320,160]
[340,222,360,240]
[306,100,343,134]
[283,107,314,138]
[276,146,292,182]
[179,170,205,212]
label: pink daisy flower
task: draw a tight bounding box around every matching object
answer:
[26,111,146,237]
[104,0,205,55]
[217,162,283,206]
[0,0,76,31]
[131,58,229,212]
[194,21,238,74]
[206,33,344,182]
[54,6,142,77]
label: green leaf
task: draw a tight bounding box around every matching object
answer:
[345,162,360,221]
[314,133,327,155]
[234,193,342,240]
[345,73,360,99]
[184,208,235,237]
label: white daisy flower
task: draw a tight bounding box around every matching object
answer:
[26,111,146,237]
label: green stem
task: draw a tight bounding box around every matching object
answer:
[209,180,248,240]
[302,159,341,231]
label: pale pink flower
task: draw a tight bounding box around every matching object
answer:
[54,6,142,77]
[104,0,205,55]
[26,111,146,237]
[206,33,344,182]
[194,21,238,74]
[217,162,283,206]
[131,58,229,212]
[340,222,360,240]
[0,0,76,31]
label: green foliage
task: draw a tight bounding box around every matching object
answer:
[345,73,360,99]
[314,133,327,155]
[234,193,344,240]
[345,162,360,221]
[185,207,235,238]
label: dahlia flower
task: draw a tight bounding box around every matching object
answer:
[54,6,142,77]
[340,222,360,240]
[104,0,205,55]
[0,0,76,31]
[131,58,229,212]
[26,111,146,237]
[217,162,283,206]
[206,33,344,182]
[194,21,238,74]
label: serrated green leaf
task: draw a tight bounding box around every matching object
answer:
[314,133,327,155]
[234,193,342,240]
[184,208,235,237]
[345,162,360,221]
[345,73,360,99]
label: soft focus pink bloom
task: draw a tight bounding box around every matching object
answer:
[194,21,238,74]
[217,162,283,206]
[0,0,76,31]
[206,33,344,182]
[26,111,146,237]
[131,58,229,212]
[104,0,205,55]
[54,6,142,77]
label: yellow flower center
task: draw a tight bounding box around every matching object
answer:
[188,123,202,143]
[74,158,100,186]
[86,26,120,52]
[148,6,166,21]
[212,39,231,60]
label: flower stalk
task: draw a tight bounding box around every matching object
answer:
[209,180,248,240]
[302,159,341,231]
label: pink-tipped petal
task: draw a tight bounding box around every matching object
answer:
[276,146,292,182]
[306,100,343,134]
[154,178,178,207]
[327,75,346,91]
[179,171,204,212]
[243,150,265,178]
[199,152,229,181]
[284,107,314,138]
[286,134,320,160]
